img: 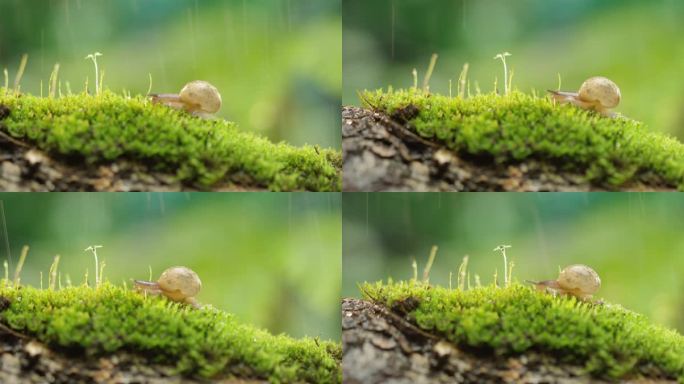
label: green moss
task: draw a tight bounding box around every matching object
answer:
[361,280,684,381]
[0,90,341,191]
[361,88,684,189]
[0,283,341,383]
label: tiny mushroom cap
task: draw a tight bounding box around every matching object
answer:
[557,264,601,294]
[179,80,222,114]
[578,77,621,109]
[157,266,202,302]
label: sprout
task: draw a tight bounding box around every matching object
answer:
[457,255,469,291]
[147,73,153,96]
[49,63,60,99]
[493,52,512,95]
[84,52,103,95]
[84,245,103,287]
[2,68,8,94]
[458,63,469,98]
[13,246,29,287]
[422,53,438,92]
[422,245,438,282]
[48,254,61,291]
[13,54,28,93]
[493,244,512,287]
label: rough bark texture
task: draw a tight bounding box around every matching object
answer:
[341,298,672,384]
[0,326,264,384]
[342,106,673,192]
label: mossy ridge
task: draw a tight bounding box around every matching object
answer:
[361,88,684,190]
[0,91,341,191]
[0,283,341,383]
[361,280,684,381]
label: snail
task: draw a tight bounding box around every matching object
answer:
[149,80,222,118]
[526,264,601,301]
[548,77,620,117]
[134,266,202,308]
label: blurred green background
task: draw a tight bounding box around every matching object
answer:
[0,0,341,148]
[343,0,684,139]
[0,192,341,341]
[343,192,684,333]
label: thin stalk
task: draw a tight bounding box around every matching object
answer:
[85,245,103,287]
[422,245,438,282]
[48,254,61,290]
[422,53,438,92]
[2,68,8,93]
[493,245,512,287]
[13,54,28,93]
[84,52,103,95]
[493,52,512,95]
[457,255,469,291]
[13,245,28,286]
[147,73,153,95]
[458,63,469,98]
[49,63,60,98]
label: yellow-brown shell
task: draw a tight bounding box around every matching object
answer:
[557,264,601,295]
[179,80,222,114]
[157,266,202,301]
[578,77,620,109]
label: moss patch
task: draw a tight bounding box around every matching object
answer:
[0,91,341,191]
[361,280,684,381]
[0,283,341,383]
[361,88,684,190]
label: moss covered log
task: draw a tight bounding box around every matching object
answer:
[0,283,341,383]
[0,90,341,191]
[360,280,684,381]
[360,88,684,190]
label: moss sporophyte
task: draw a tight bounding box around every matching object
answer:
[360,87,684,189]
[0,283,341,383]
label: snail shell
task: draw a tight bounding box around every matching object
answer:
[578,77,620,109]
[557,264,601,296]
[179,80,222,114]
[157,266,202,301]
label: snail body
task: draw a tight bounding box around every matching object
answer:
[548,76,620,117]
[527,264,601,300]
[134,266,202,308]
[149,80,222,118]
